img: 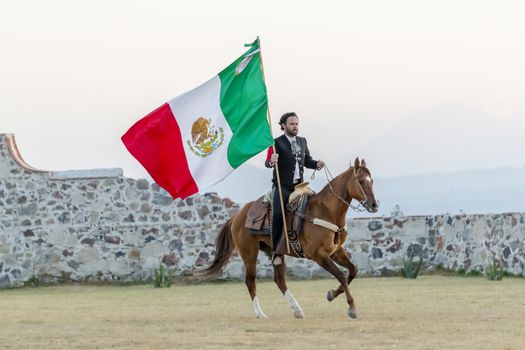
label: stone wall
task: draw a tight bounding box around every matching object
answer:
[348,214,524,276]
[0,133,240,287]
[1,133,524,288]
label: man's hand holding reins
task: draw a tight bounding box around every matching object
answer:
[316,160,325,170]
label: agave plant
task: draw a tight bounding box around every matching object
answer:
[485,256,504,281]
[401,247,423,279]
[153,263,174,288]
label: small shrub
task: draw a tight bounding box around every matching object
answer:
[463,270,482,277]
[26,275,39,288]
[485,256,504,281]
[61,271,72,283]
[390,204,404,218]
[153,264,174,288]
[95,271,104,282]
[401,249,423,279]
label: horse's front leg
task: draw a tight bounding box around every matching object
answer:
[313,251,357,319]
[327,246,358,303]
[273,259,305,318]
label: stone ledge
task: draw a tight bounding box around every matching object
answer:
[49,168,123,179]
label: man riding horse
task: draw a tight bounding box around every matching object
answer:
[265,112,325,266]
[203,113,379,319]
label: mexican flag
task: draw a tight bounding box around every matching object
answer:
[122,39,273,199]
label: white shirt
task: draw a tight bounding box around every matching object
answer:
[285,134,301,182]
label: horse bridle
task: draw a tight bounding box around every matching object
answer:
[312,165,377,213]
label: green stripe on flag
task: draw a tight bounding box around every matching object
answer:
[218,39,273,168]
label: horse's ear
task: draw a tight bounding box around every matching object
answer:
[361,159,367,168]
[353,157,360,174]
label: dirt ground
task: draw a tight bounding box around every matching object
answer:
[0,276,524,349]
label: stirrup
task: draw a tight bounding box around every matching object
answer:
[272,254,283,266]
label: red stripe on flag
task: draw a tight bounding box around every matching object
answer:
[121,103,198,199]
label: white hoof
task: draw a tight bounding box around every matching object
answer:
[252,297,267,319]
[284,290,305,319]
[293,308,305,319]
[327,290,335,302]
[347,307,358,319]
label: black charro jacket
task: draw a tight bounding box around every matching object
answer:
[265,134,319,190]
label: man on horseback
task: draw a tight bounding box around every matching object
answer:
[265,112,324,265]
[205,147,377,318]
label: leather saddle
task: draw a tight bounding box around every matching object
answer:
[245,183,313,257]
[245,195,272,235]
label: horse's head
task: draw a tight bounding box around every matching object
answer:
[346,157,379,213]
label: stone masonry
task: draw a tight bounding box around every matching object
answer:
[0,133,523,288]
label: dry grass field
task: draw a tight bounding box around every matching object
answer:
[1,276,524,349]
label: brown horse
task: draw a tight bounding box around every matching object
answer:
[202,158,378,319]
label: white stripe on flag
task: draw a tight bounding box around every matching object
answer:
[168,76,234,190]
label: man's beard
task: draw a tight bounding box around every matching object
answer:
[286,128,298,136]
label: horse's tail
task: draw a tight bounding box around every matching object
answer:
[201,217,236,279]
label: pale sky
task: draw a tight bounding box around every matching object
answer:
[1,0,524,188]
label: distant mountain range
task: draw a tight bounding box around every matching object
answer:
[206,163,525,216]
[354,102,525,178]
[374,166,525,216]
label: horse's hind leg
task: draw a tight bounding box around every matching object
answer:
[327,246,358,303]
[273,261,305,319]
[313,251,357,319]
[239,240,268,319]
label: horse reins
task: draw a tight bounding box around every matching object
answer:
[290,164,368,236]
[311,165,368,212]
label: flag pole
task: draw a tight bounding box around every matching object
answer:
[256,36,290,255]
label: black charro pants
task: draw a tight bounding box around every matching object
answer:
[271,186,292,253]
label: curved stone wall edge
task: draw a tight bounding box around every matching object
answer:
[4,134,49,173]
